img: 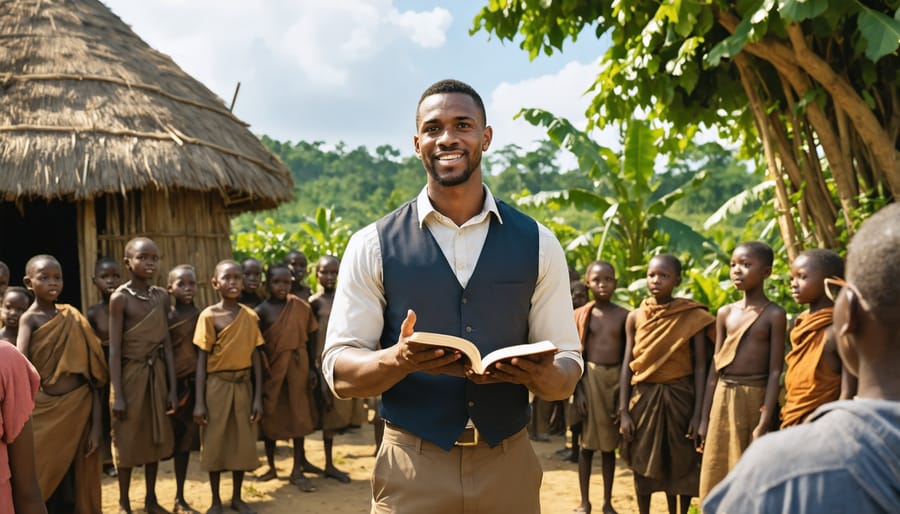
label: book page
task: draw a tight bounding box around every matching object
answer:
[481,340,557,371]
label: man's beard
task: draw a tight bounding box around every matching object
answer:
[425,155,479,187]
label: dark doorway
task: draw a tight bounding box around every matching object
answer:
[0,200,82,308]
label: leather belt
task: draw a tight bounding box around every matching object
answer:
[455,426,479,447]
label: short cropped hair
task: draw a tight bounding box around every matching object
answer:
[25,254,61,276]
[316,254,339,271]
[417,79,486,126]
[124,237,157,257]
[3,286,32,304]
[738,241,774,267]
[651,254,682,275]
[846,204,899,323]
[0,261,8,275]
[214,259,241,275]
[94,256,119,274]
[586,260,616,276]
[167,264,196,285]
[800,248,844,280]
[266,262,292,281]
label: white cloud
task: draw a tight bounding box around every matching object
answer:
[486,59,619,170]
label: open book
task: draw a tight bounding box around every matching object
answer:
[407,331,557,375]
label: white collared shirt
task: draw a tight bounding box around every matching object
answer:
[322,185,583,395]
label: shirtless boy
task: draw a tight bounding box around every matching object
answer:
[193,260,264,514]
[238,258,264,308]
[109,238,178,514]
[619,254,713,514]
[167,265,201,513]
[573,261,629,514]
[17,255,108,513]
[0,287,31,344]
[697,242,786,500]
[256,263,319,492]
[85,256,122,477]
[782,249,848,427]
[285,250,311,302]
[309,255,351,483]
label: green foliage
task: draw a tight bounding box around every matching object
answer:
[231,207,352,291]
[515,109,712,289]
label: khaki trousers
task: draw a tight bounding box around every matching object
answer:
[371,424,542,514]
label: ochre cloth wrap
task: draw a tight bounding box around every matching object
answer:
[580,362,620,452]
[169,311,199,379]
[713,303,771,371]
[622,377,699,495]
[28,305,107,510]
[781,308,839,428]
[111,287,174,468]
[698,374,767,500]
[193,305,264,372]
[630,298,714,385]
[260,295,317,440]
[200,369,259,472]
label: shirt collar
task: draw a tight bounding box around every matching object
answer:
[416,184,503,228]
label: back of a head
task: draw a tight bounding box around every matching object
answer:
[847,204,900,326]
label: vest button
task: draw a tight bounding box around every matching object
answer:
[462,297,468,304]
[465,326,472,333]
[468,401,475,407]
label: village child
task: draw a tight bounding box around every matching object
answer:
[17,254,108,513]
[167,264,202,513]
[573,261,629,514]
[285,250,311,302]
[0,287,31,344]
[238,258,264,308]
[619,254,714,514]
[697,242,786,500]
[85,256,122,477]
[782,249,847,428]
[559,279,589,463]
[193,259,264,514]
[309,255,352,483]
[0,261,10,298]
[256,263,319,492]
[109,238,178,514]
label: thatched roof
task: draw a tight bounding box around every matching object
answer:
[0,0,293,211]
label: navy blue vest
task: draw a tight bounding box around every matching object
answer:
[376,198,539,450]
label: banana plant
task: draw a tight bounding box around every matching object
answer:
[516,109,712,286]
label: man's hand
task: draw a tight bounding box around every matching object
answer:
[390,310,463,376]
[465,350,556,387]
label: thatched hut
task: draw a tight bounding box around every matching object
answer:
[0,0,293,308]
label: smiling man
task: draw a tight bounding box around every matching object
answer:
[321,79,583,514]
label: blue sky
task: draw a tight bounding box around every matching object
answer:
[102,0,617,158]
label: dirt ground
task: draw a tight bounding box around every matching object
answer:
[101,423,684,513]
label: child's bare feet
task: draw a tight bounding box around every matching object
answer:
[256,467,277,482]
[300,458,324,474]
[230,499,256,514]
[324,465,350,483]
[573,502,591,513]
[289,472,317,492]
[173,497,200,514]
[205,505,223,514]
[145,500,173,514]
[601,502,618,514]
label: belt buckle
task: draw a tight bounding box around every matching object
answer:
[455,427,478,447]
